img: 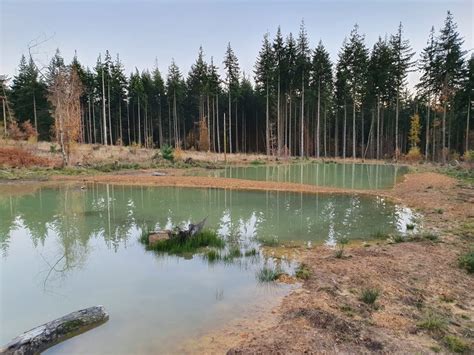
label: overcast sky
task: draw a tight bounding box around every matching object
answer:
[1,0,473,88]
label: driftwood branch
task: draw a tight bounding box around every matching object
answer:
[1,306,109,355]
[148,217,208,246]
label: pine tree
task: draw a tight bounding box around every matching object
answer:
[285,33,297,155]
[416,27,437,159]
[255,33,274,155]
[311,41,332,158]
[335,38,351,159]
[10,55,51,139]
[166,59,183,147]
[273,27,285,155]
[435,11,466,163]
[223,43,240,154]
[347,25,369,159]
[151,62,165,148]
[296,20,310,157]
[390,23,415,159]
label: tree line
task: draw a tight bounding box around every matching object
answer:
[1,11,472,163]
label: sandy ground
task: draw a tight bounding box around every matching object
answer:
[46,169,474,353]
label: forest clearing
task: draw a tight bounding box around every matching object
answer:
[1,1,473,354]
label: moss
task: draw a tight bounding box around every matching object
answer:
[61,319,84,332]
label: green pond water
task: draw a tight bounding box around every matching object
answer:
[198,162,408,190]
[0,184,417,353]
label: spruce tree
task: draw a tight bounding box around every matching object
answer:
[390,23,415,159]
[255,33,274,155]
[310,41,332,158]
[296,20,310,157]
[223,43,240,154]
[435,11,466,163]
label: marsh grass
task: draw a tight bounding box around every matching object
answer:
[256,266,282,283]
[360,288,380,306]
[142,229,224,255]
[205,249,221,263]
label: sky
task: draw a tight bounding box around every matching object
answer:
[1,0,473,89]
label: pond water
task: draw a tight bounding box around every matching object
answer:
[198,162,408,190]
[0,184,416,353]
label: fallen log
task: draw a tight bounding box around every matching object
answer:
[1,306,109,355]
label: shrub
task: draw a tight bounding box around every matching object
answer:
[161,144,174,161]
[462,150,474,162]
[406,147,422,161]
[458,252,474,273]
[360,288,380,305]
[21,120,38,142]
[406,223,415,230]
[256,266,282,283]
[443,335,469,353]
[295,264,311,280]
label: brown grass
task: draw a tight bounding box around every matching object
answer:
[0,147,56,168]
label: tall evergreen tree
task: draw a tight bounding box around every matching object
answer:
[390,22,415,159]
[296,20,310,157]
[223,43,240,154]
[435,11,466,163]
[255,33,274,155]
[10,55,51,139]
[310,41,332,158]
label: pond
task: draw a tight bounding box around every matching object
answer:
[197,162,408,190]
[0,184,417,353]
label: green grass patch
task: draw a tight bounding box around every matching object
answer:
[256,266,282,283]
[443,335,470,353]
[250,159,265,165]
[295,263,311,280]
[142,229,224,255]
[360,288,380,306]
[335,235,349,258]
[417,311,447,333]
[458,251,474,273]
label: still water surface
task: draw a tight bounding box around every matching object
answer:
[0,184,415,353]
[198,162,408,190]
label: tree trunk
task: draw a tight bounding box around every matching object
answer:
[277,75,281,156]
[425,99,430,160]
[316,79,321,158]
[108,79,112,145]
[343,102,347,159]
[217,94,221,153]
[376,98,380,160]
[101,68,107,145]
[265,83,270,156]
[352,99,356,160]
[395,91,399,159]
[465,95,470,153]
[228,92,232,154]
[442,101,447,164]
[1,306,108,355]
[300,74,305,158]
